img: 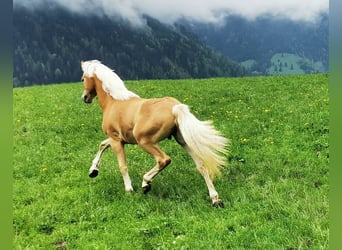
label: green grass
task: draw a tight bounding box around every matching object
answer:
[13,74,329,249]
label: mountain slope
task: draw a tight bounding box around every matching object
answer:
[184,15,328,75]
[13,6,246,87]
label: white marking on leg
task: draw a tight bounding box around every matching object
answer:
[185,146,221,203]
[119,165,133,192]
[142,166,160,187]
[123,173,133,192]
[197,165,219,199]
[109,139,133,192]
[89,138,111,176]
[138,141,171,190]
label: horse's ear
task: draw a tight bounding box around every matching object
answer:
[80,61,84,67]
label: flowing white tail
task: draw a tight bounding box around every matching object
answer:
[172,104,229,179]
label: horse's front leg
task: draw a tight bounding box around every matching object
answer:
[89,138,111,177]
[109,139,133,192]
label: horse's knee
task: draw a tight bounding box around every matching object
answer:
[99,139,110,150]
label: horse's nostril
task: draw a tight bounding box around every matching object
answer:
[82,94,93,104]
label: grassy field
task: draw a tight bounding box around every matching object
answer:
[13,74,329,249]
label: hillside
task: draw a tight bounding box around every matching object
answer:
[13,6,246,87]
[13,75,328,248]
[185,15,328,75]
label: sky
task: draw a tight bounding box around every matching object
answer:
[14,0,329,25]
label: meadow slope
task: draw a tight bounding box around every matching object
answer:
[13,74,329,249]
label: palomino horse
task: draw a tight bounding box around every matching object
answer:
[80,60,229,207]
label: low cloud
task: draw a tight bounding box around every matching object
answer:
[14,0,329,25]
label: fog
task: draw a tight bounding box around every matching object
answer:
[14,0,329,25]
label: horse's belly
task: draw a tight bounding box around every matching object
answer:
[121,129,138,144]
[103,123,137,144]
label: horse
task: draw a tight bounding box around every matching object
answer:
[80,60,229,207]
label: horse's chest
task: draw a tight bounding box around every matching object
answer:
[102,116,136,144]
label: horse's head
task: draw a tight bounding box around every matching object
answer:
[81,60,97,104]
[81,74,97,104]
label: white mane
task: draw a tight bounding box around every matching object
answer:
[81,60,140,100]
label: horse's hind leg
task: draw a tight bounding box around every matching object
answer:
[138,140,171,193]
[89,138,111,177]
[184,145,224,207]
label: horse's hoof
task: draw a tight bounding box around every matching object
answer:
[125,187,134,192]
[212,199,224,208]
[89,169,99,178]
[142,184,152,194]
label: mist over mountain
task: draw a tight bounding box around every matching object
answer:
[13,2,328,87]
[13,6,246,87]
[14,0,328,25]
[182,14,328,75]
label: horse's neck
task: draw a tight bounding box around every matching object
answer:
[95,82,112,111]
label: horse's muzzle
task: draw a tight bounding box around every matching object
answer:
[81,94,92,104]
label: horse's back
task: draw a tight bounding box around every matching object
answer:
[133,97,181,143]
[142,97,180,111]
[139,97,180,121]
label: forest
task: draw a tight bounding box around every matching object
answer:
[13,6,246,87]
[14,5,328,87]
[187,14,328,75]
